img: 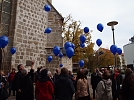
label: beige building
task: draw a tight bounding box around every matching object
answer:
[0,0,72,73]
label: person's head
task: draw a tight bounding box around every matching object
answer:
[61,67,68,75]
[47,71,52,77]
[37,66,42,73]
[17,64,24,71]
[55,68,60,74]
[12,68,15,73]
[21,69,27,77]
[40,69,48,79]
[114,67,119,73]
[125,68,133,77]
[93,69,96,73]
[77,71,85,79]
[0,71,5,76]
[102,70,110,80]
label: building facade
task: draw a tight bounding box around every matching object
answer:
[0,0,72,73]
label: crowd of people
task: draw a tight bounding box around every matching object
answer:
[0,62,134,100]
[91,67,134,100]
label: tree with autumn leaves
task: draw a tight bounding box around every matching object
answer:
[62,15,122,71]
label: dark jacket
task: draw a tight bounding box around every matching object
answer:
[20,69,34,100]
[91,73,101,89]
[55,74,75,100]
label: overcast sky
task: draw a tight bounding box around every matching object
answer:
[52,0,134,52]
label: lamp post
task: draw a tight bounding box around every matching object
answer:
[107,21,118,67]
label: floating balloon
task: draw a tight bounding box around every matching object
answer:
[72,43,75,49]
[44,28,52,34]
[47,56,52,62]
[79,60,84,68]
[117,48,122,55]
[60,64,63,67]
[66,47,74,58]
[110,45,117,55]
[44,4,51,12]
[84,27,89,33]
[97,23,104,32]
[0,36,8,48]
[53,46,60,56]
[80,35,86,43]
[64,42,72,49]
[10,47,16,54]
[59,52,63,58]
[96,39,102,47]
[80,43,85,48]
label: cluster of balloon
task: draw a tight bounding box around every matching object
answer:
[59,52,63,58]
[80,35,86,44]
[64,42,74,59]
[0,36,8,48]
[110,45,117,55]
[117,48,122,55]
[96,39,102,47]
[97,23,104,32]
[53,46,60,56]
[60,64,63,67]
[80,43,85,48]
[44,4,51,12]
[47,56,52,63]
[79,60,84,68]
[84,27,89,33]
[44,28,52,34]
[10,47,16,55]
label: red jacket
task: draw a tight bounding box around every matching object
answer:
[36,81,54,100]
[8,72,16,82]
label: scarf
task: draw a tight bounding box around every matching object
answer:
[114,72,119,80]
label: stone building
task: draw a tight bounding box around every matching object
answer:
[0,0,72,73]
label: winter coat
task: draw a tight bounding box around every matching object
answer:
[96,79,112,100]
[55,74,75,100]
[91,73,101,89]
[76,78,89,98]
[8,72,16,82]
[36,81,54,100]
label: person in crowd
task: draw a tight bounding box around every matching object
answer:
[111,68,122,100]
[96,70,112,100]
[121,68,134,100]
[0,71,9,100]
[53,68,60,83]
[19,63,34,100]
[34,66,42,83]
[36,69,54,100]
[47,71,54,85]
[8,68,16,96]
[68,70,76,86]
[76,71,90,100]
[55,67,75,100]
[91,68,102,99]
[13,64,24,100]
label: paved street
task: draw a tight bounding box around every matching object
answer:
[7,77,95,100]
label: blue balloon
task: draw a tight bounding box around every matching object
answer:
[47,56,52,62]
[64,42,72,49]
[66,47,74,58]
[10,47,16,54]
[84,27,89,33]
[96,39,102,47]
[72,43,75,49]
[60,64,63,67]
[80,35,86,43]
[97,23,104,32]
[44,4,51,12]
[53,46,60,56]
[110,45,117,55]
[80,43,85,48]
[0,36,8,48]
[117,48,122,55]
[44,28,52,34]
[59,52,63,58]
[79,60,84,68]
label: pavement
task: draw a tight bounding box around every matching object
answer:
[7,77,96,100]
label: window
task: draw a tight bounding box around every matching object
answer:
[3,1,11,13]
[1,12,10,24]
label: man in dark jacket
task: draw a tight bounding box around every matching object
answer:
[111,68,122,100]
[91,69,102,99]
[13,64,24,100]
[55,67,75,100]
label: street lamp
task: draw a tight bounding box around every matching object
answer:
[107,21,118,67]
